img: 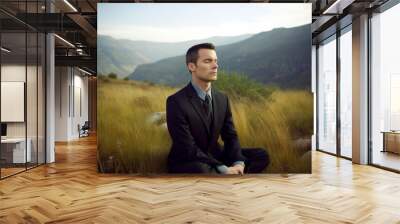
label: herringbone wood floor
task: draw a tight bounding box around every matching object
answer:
[1,135,400,224]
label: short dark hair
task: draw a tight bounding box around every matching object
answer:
[186,43,216,65]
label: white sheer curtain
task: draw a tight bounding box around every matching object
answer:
[318,37,337,154]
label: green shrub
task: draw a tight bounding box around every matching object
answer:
[213,70,277,101]
[108,73,118,79]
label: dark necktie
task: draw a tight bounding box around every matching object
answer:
[204,94,212,119]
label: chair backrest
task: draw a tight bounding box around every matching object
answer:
[82,121,90,129]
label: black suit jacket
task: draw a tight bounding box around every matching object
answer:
[166,83,246,168]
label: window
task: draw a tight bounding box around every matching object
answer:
[0,2,46,179]
[317,35,337,154]
[371,2,400,171]
[339,27,352,158]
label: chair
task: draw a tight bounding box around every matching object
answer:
[79,121,90,138]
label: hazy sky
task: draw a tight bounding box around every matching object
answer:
[98,3,311,43]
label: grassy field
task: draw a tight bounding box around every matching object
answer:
[98,77,313,173]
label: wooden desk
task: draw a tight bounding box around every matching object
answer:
[382,131,400,154]
[1,138,31,163]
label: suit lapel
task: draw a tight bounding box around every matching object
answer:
[186,84,210,136]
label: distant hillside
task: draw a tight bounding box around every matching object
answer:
[128,24,311,89]
[97,34,253,78]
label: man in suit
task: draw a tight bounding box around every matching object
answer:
[166,43,269,174]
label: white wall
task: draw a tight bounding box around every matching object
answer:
[1,65,34,137]
[55,66,70,141]
[1,65,26,81]
[55,66,89,141]
[1,66,26,136]
[1,63,46,164]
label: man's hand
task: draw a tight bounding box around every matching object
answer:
[233,164,244,175]
[226,167,240,174]
[225,165,244,175]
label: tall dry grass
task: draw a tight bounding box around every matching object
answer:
[98,79,176,173]
[98,78,312,173]
[230,91,313,173]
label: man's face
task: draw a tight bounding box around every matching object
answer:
[188,49,218,82]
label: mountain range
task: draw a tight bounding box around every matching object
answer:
[128,24,311,89]
[97,34,252,78]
